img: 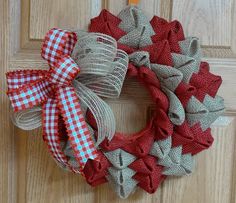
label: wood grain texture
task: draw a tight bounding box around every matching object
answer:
[231,0,236,54]
[172,0,233,47]
[137,0,173,20]
[29,0,102,39]
[0,0,16,203]
[106,0,127,14]
[232,118,236,203]
[21,0,41,49]
[106,78,153,134]
[202,47,236,58]
[207,58,236,111]
[137,0,161,19]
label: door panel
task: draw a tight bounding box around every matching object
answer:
[172,0,234,47]
[29,0,102,39]
[1,0,235,202]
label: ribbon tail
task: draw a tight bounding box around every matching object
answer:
[42,98,79,173]
[57,86,99,170]
[73,80,116,145]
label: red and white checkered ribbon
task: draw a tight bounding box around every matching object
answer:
[6,28,100,172]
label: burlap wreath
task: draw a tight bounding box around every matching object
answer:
[76,6,223,198]
[7,5,225,199]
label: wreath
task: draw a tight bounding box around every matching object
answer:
[6,6,224,199]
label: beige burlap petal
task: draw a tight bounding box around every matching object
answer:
[151,64,183,92]
[158,146,195,176]
[118,6,155,48]
[105,149,138,198]
[105,149,137,169]
[107,173,137,199]
[162,87,186,125]
[179,37,202,61]
[186,96,209,127]
[200,95,225,130]
[150,136,172,159]
[172,53,199,83]
[118,6,154,35]
[119,26,153,48]
[129,51,151,68]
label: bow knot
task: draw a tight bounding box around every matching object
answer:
[47,56,80,86]
[7,28,129,172]
[7,28,99,172]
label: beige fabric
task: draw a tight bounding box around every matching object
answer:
[158,146,195,176]
[118,6,155,48]
[10,106,42,131]
[186,96,209,126]
[105,149,138,199]
[105,149,137,169]
[150,136,172,159]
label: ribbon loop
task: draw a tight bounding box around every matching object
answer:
[41,28,77,66]
[7,77,52,112]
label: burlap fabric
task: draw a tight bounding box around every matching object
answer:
[81,6,224,198]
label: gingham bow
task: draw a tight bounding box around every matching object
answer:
[7,29,100,171]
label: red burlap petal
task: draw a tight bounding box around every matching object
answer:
[150,16,185,42]
[130,156,166,193]
[190,62,222,102]
[89,9,126,40]
[141,41,173,66]
[83,151,110,186]
[175,82,197,107]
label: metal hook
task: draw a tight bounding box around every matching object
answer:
[128,0,139,5]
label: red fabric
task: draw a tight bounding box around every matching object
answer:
[89,9,125,41]
[83,9,222,194]
[140,42,173,66]
[83,151,111,186]
[150,16,185,53]
[175,82,196,107]
[130,156,166,193]
[190,62,222,102]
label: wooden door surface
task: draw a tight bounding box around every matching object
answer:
[1,0,236,202]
